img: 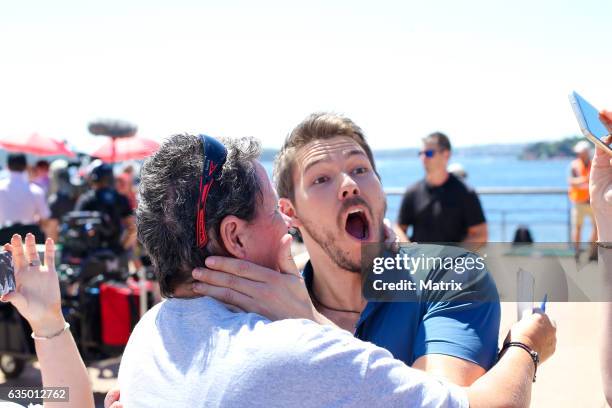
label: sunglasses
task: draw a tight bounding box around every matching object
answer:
[418,149,438,158]
[196,135,227,248]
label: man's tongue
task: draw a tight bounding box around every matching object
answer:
[346,213,366,240]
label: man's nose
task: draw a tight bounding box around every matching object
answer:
[338,173,360,200]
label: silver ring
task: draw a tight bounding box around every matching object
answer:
[28,260,41,267]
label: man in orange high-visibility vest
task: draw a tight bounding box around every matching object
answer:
[568,140,598,261]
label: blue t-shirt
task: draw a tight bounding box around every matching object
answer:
[303,244,501,369]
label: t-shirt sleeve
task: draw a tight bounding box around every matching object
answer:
[413,300,500,369]
[462,189,486,227]
[398,189,415,227]
[412,250,501,369]
[276,321,469,408]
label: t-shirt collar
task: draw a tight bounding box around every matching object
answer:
[302,260,381,329]
[9,171,28,183]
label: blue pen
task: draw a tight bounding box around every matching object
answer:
[540,294,548,312]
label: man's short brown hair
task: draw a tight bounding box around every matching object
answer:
[274,112,378,202]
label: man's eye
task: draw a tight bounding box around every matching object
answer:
[313,176,329,185]
[353,167,368,175]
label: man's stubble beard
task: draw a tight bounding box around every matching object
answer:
[300,218,362,273]
[299,215,385,275]
[294,192,388,274]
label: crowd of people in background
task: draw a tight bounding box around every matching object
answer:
[0,153,140,270]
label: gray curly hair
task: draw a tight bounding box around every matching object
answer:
[137,134,262,297]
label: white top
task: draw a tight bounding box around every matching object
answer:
[0,172,50,226]
[118,296,468,408]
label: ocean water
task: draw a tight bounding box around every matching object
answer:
[262,156,593,243]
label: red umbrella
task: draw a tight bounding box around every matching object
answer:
[0,133,75,157]
[92,135,160,163]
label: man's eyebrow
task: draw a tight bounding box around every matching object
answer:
[303,157,331,175]
[303,150,368,175]
[345,149,367,159]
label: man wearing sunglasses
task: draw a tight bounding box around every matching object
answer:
[96,133,556,407]
[396,132,488,244]
[182,114,558,406]
[116,133,477,407]
[191,116,498,383]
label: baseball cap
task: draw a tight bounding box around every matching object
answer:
[573,140,591,154]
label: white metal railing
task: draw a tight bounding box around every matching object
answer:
[384,187,572,242]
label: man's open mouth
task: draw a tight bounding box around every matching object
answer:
[344,209,370,241]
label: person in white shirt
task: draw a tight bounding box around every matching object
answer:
[0,154,50,241]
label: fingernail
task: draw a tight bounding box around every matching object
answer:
[205,257,216,267]
[192,269,202,279]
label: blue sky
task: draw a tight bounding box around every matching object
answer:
[1,0,611,151]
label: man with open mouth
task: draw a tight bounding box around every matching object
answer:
[273,112,498,384]
[189,112,552,391]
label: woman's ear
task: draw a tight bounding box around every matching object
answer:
[219,215,248,259]
[278,198,302,228]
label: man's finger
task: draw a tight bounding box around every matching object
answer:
[192,268,264,297]
[592,134,612,167]
[205,256,273,283]
[192,282,256,311]
[104,388,121,408]
[600,111,612,132]
[10,234,26,269]
[277,234,299,276]
[43,238,55,273]
[24,233,40,267]
[383,224,392,243]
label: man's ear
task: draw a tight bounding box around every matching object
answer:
[219,215,248,259]
[278,197,302,228]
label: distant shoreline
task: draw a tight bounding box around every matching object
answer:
[0,136,584,164]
